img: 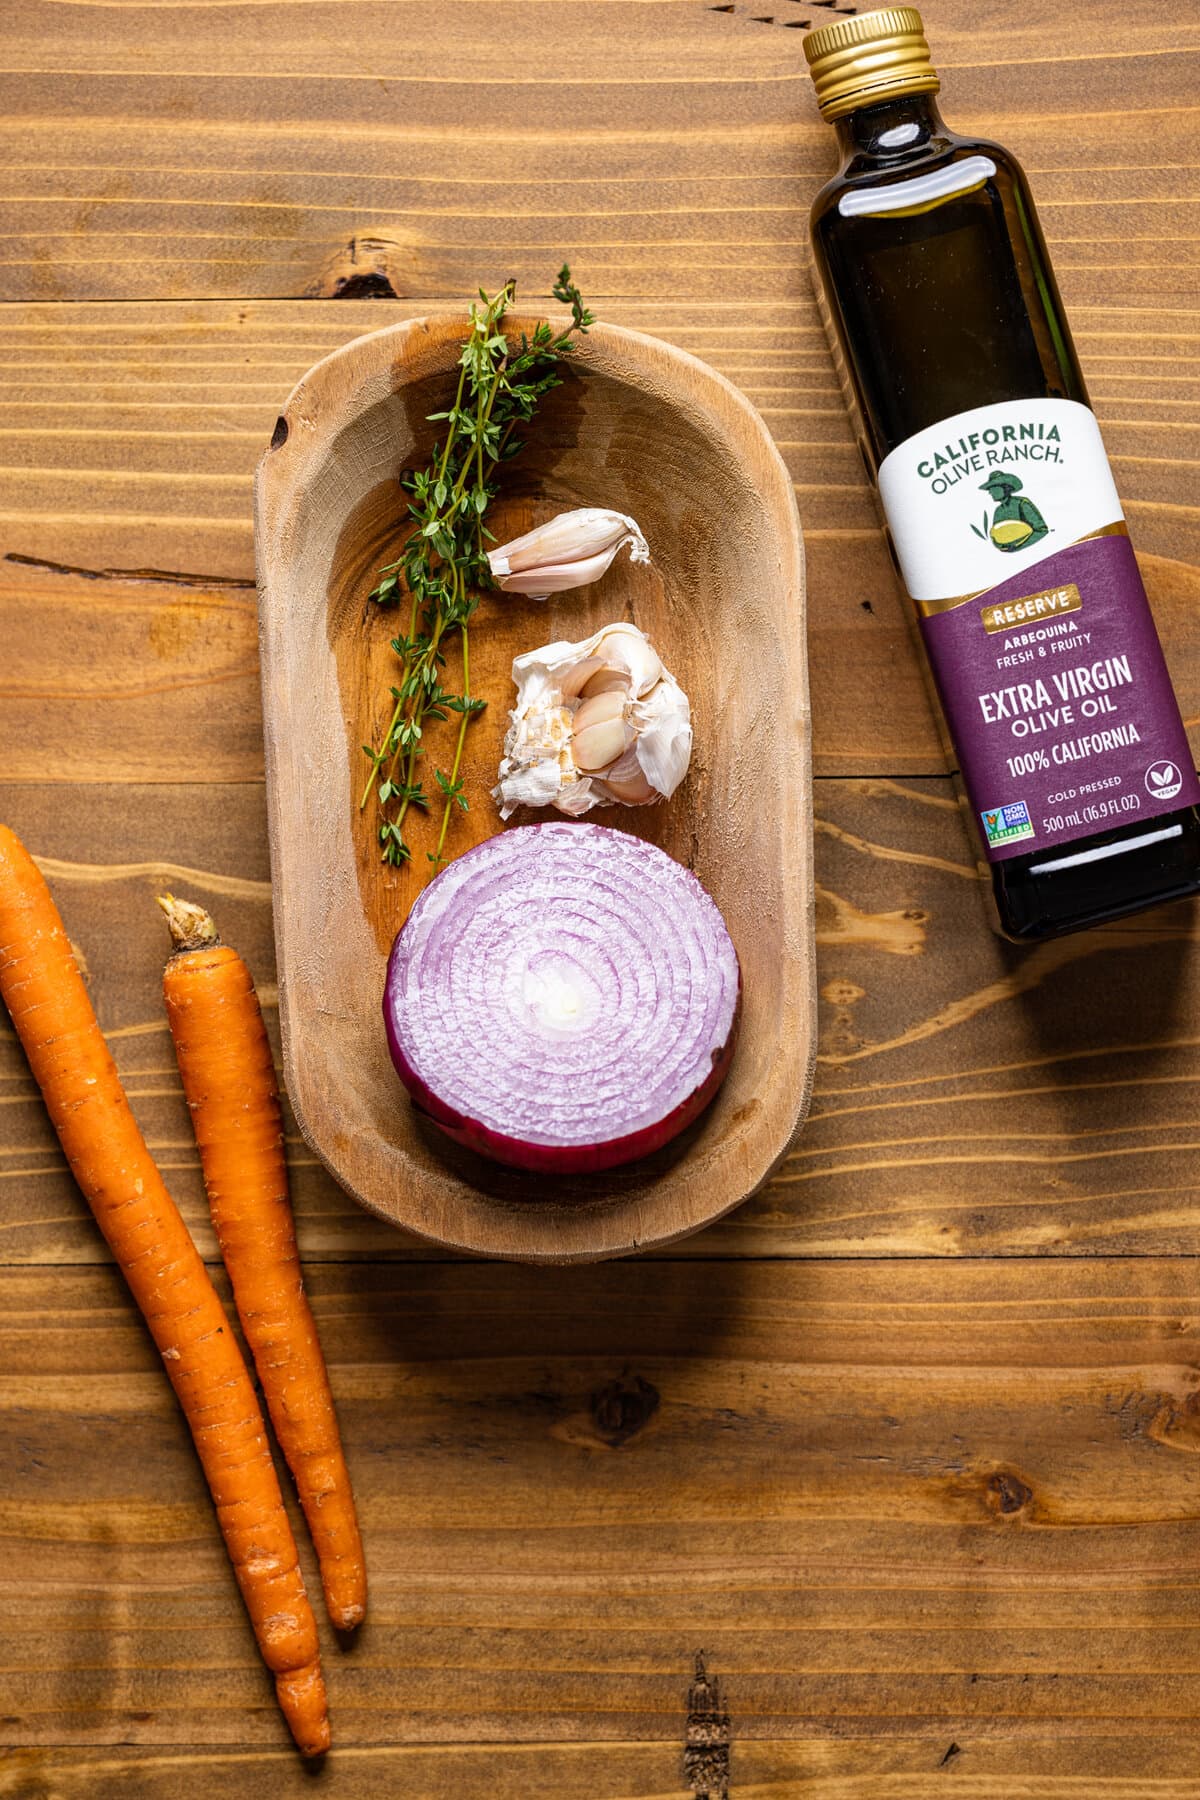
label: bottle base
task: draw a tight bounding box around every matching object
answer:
[991,806,1200,942]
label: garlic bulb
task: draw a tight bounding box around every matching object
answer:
[487,508,650,600]
[494,622,692,819]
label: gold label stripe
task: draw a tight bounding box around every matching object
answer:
[981,581,1082,635]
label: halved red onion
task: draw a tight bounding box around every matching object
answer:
[383,822,741,1173]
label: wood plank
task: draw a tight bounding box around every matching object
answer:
[4,779,1200,1262]
[1,0,1195,1785]
[1,298,1197,779]
[8,1737,1200,1798]
[0,0,1196,303]
[5,1258,1200,1748]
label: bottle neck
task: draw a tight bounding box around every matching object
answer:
[832,91,950,170]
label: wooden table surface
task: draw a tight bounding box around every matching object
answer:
[2,1,1200,1795]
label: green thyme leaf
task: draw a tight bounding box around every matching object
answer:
[358,265,593,868]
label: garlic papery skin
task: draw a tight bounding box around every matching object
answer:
[487,508,650,600]
[492,697,577,814]
[493,622,692,820]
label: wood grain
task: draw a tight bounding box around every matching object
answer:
[1,298,1197,780]
[5,1258,1200,1751]
[9,1738,1200,1799]
[2,0,1198,1785]
[0,0,1196,304]
[4,778,1200,1263]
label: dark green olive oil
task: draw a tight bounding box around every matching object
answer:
[805,9,1200,940]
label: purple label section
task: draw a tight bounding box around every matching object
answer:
[920,533,1200,864]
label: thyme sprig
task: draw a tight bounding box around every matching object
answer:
[360,266,594,870]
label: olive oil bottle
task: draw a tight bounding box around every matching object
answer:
[805,7,1200,940]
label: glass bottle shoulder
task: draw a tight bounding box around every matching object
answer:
[810,125,1029,239]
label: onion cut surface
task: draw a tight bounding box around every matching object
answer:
[383,822,741,1173]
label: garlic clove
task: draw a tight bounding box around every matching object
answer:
[579,667,631,700]
[602,768,656,805]
[590,622,663,697]
[487,508,649,600]
[571,688,627,734]
[494,620,691,820]
[573,716,634,772]
[493,509,644,574]
[630,682,693,801]
[492,549,627,601]
[558,656,607,701]
[598,743,656,806]
[601,741,644,783]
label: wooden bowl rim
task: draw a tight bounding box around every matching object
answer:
[262,311,801,477]
[255,313,815,1262]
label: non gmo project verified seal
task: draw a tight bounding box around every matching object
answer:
[980,800,1035,849]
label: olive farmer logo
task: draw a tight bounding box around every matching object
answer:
[972,472,1050,554]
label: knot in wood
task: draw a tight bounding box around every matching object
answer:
[986,1468,1033,1516]
[310,233,408,300]
[590,1374,660,1446]
[685,1653,731,1800]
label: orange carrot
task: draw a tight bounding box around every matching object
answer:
[0,828,329,1758]
[158,895,367,1633]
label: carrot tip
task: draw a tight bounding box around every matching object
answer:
[157,892,221,953]
[275,1662,331,1758]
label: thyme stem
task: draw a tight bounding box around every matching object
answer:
[432,622,473,872]
[361,265,594,870]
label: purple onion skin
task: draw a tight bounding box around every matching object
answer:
[383,936,742,1176]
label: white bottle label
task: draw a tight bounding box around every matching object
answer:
[878,397,1124,604]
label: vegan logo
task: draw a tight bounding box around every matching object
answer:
[1145,760,1183,801]
[972,472,1050,554]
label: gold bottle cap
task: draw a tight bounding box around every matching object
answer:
[804,7,940,120]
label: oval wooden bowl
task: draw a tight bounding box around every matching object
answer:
[255,315,814,1262]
